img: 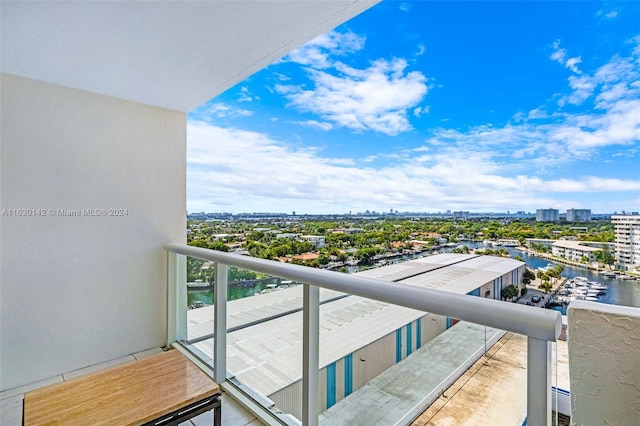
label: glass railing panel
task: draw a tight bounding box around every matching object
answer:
[173,255,212,368]
[224,269,305,423]
[317,317,516,425]
[181,260,305,422]
[167,244,562,425]
[551,339,570,425]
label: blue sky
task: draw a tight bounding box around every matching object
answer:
[187,1,640,214]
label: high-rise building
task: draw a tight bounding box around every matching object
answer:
[612,214,640,272]
[536,208,559,222]
[453,211,470,220]
[567,208,591,222]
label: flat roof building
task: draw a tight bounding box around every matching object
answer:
[551,240,601,264]
[185,253,525,420]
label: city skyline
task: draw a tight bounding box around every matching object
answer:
[187,1,640,214]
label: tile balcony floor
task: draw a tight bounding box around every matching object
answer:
[0,348,263,426]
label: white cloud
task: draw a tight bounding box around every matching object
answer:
[238,86,258,103]
[565,56,582,73]
[416,43,426,56]
[187,33,640,214]
[424,40,640,160]
[550,40,566,63]
[297,120,333,131]
[191,103,253,120]
[413,106,429,117]
[597,10,618,19]
[187,121,640,213]
[527,108,548,120]
[551,40,582,74]
[277,58,429,135]
[559,37,640,109]
[284,30,366,69]
[278,29,430,136]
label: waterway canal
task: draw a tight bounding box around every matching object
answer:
[473,244,640,309]
[188,243,640,310]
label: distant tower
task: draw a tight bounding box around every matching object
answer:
[453,211,470,220]
[536,208,559,222]
[567,208,591,222]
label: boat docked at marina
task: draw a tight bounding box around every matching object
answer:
[557,277,608,306]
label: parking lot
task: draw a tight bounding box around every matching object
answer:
[516,287,549,307]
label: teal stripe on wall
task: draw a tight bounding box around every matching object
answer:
[344,354,353,396]
[395,329,402,362]
[407,323,413,355]
[326,362,336,408]
[416,319,422,349]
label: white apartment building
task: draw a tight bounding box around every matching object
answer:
[612,215,640,272]
[566,209,591,222]
[536,208,559,222]
[551,240,601,264]
[301,235,326,248]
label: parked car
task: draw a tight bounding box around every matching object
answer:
[531,295,541,303]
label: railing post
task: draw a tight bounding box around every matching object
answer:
[302,284,319,426]
[214,262,228,384]
[527,337,552,426]
[167,252,187,343]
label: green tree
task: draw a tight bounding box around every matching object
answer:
[523,268,536,281]
[596,246,615,269]
[207,241,229,252]
[356,247,384,264]
[186,257,205,282]
[189,238,208,248]
[452,245,469,254]
[501,284,519,301]
[228,267,257,282]
[539,281,553,294]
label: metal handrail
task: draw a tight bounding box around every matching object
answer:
[165,243,561,341]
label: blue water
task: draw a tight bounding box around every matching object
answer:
[466,243,640,310]
[190,242,640,311]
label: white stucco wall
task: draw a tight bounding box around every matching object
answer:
[0,74,186,391]
[567,300,640,424]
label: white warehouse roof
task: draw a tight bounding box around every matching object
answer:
[188,253,524,396]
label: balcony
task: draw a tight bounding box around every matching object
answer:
[3,243,638,425]
[2,2,639,425]
[164,244,563,425]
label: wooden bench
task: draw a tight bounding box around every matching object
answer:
[23,350,221,426]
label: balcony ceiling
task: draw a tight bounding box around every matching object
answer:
[0,0,378,112]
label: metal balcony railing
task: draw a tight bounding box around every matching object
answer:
[166,243,561,426]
